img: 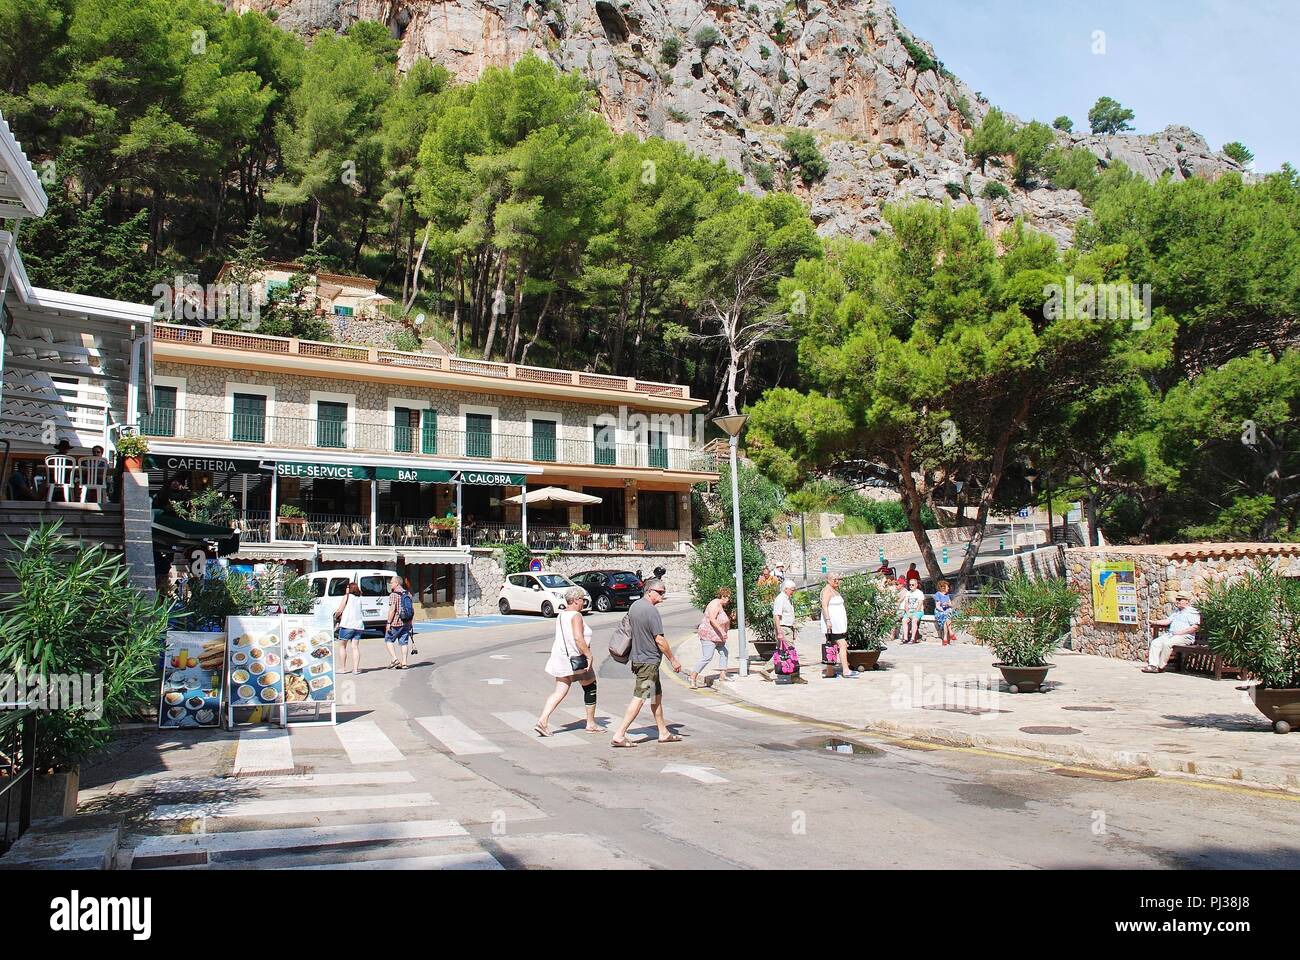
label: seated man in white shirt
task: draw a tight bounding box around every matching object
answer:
[1141,591,1201,673]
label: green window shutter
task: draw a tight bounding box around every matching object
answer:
[532,419,556,462]
[593,423,615,466]
[421,409,438,455]
[648,429,668,469]
[232,392,266,443]
[317,400,348,448]
[394,406,414,453]
[465,413,492,458]
[143,385,177,437]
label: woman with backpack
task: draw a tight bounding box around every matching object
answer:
[335,582,365,674]
[534,587,599,737]
[384,575,415,670]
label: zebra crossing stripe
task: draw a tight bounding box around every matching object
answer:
[493,711,589,748]
[416,715,504,755]
[333,718,405,764]
[690,700,792,725]
[285,852,503,870]
[133,818,468,859]
[152,771,415,793]
[152,792,437,820]
[233,727,293,774]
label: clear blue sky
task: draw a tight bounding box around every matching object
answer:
[892,0,1296,172]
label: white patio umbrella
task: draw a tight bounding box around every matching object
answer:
[503,486,602,506]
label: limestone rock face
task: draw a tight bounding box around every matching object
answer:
[234,0,1248,247]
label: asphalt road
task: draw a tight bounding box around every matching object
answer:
[103,597,1300,870]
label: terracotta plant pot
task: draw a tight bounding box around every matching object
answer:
[1251,687,1300,734]
[123,455,144,473]
[995,663,1053,693]
[846,649,883,672]
[31,767,79,819]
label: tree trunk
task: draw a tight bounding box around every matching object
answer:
[452,253,464,353]
[402,223,431,314]
[311,196,321,248]
[897,443,944,583]
[610,273,633,374]
[520,286,555,365]
[481,250,509,359]
[505,256,527,361]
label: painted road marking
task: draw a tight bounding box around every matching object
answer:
[493,710,589,748]
[233,727,294,774]
[662,764,729,784]
[690,700,792,725]
[333,718,404,764]
[416,715,504,756]
[482,678,509,685]
[153,771,415,793]
[153,792,437,821]
[283,852,503,871]
[133,819,467,859]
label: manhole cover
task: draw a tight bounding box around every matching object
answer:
[1018,725,1082,736]
[1061,706,1115,713]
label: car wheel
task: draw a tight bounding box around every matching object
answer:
[541,600,555,617]
[498,598,511,615]
[595,594,612,613]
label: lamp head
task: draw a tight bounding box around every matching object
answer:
[712,414,749,438]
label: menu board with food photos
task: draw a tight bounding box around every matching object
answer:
[225,617,285,723]
[158,631,224,729]
[281,615,336,705]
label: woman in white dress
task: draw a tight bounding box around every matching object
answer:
[535,587,599,737]
[821,574,855,678]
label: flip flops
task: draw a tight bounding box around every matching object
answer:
[610,738,636,748]
[657,734,683,743]
[533,723,551,737]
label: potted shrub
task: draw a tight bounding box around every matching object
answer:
[838,574,895,671]
[1201,562,1300,733]
[115,432,149,472]
[277,503,307,531]
[748,579,782,661]
[960,574,1079,692]
[0,522,170,817]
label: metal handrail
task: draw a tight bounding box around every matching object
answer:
[0,706,37,856]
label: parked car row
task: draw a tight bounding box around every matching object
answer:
[497,568,645,617]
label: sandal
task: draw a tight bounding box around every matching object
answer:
[689,674,699,689]
[610,738,636,748]
[533,722,551,737]
[388,659,398,669]
[657,734,683,743]
[585,726,602,734]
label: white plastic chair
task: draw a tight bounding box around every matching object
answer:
[44,456,77,503]
[77,456,109,503]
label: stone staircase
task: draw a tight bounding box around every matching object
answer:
[0,501,126,596]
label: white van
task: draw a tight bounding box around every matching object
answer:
[308,569,398,631]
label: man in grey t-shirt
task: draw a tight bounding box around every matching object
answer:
[610,579,682,747]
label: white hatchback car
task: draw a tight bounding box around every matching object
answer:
[308,569,398,631]
[497,571,590,617]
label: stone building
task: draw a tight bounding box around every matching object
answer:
[141,322,717,615]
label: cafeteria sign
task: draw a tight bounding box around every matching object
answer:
[1090,559,1139,625]
[375,466,456,483]
[276,461,372,480]
[454,471,526,486]
[146,454,264,473]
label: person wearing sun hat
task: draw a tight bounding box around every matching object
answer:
[1142,590,1201,673]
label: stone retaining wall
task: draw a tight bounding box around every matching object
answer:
[466,549,693,615]
[1065,544,1300,660]
[760,524,1012,573]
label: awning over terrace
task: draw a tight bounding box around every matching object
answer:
[1,240,154,452]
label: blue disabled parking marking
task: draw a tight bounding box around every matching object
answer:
[412,615,537,632]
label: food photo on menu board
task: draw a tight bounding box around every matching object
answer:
[226,616,285,706]
[159,631,224,728]
[281,615,336,702]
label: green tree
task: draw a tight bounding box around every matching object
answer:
[1222,141,1254,167]
[1052,115,1073,133]
[1010,120,1054,187]
[783,130,829,185]
[965,107,1013,173]
[660,35,681,66]
[1088,95,1135,134]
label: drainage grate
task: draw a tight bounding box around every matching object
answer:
[1060,706,1115,713]
[1018,725,1082,736]
[231,764,314,778]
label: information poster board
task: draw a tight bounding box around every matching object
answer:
[158,631,224,728]
[225,617,285,723]
[282,615,336,705]
[1091,559,1138,624]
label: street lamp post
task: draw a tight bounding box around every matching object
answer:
[1024,467,1039,556]
[714,414,750,676]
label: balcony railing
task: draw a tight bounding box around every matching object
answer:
[143,409,717,473]
[153,323,692,399]
[231,512,680,552]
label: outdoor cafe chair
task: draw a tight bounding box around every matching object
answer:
[402,524,418,546]
[76,456,109,503]
[321,521,342,544]
[43,455,77,503]
[349,522,366,544]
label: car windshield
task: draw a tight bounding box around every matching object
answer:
[359,576,390,597]
[538,574,572,589]
[610,573,641,586]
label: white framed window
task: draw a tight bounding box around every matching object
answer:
[223,382,276,444]
[459,402,499,459]
[310,389,357,450]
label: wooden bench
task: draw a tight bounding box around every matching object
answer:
[1168,643,1244,681]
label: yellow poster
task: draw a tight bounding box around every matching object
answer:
[1091,560,1138,624]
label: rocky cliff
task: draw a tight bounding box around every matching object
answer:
[233,0,1247,245]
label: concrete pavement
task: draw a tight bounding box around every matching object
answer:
[683,623,1300,793]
